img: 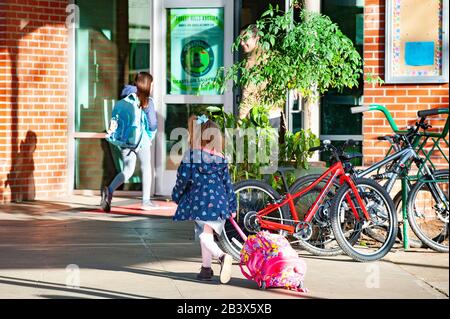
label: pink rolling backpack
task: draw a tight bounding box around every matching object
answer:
[240,231,308,293]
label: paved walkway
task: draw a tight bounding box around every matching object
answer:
[0,196,448,299]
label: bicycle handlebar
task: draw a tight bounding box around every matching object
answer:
[308,140,355,157]
[417,108,449,118]
[308,146,323,152]
[350,106,370,114]
[351,105,449,134]
[351,104,401,133]
[377,135,403,152]
[377,136,393,142]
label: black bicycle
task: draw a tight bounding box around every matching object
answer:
[349,106,448,252]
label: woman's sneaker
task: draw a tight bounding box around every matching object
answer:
[219,254,232,284]
[196,267,214,281]
[100,186,112,212]
[141,200,160,211]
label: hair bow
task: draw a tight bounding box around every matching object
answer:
[196,115,209,125]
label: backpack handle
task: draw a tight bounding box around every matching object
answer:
[239,263,254,280]
[229,215,247,241]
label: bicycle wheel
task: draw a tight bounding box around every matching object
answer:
[288,174,344,256]
[366,190,423,248]
[330,178,397,262]
[407,170,449,252]
[218,179,290,260]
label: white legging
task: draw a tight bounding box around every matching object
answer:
[198,225,224,268]
[109,136,152,204]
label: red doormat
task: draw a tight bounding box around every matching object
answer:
[86,201,176,217]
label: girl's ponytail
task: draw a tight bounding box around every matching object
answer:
[135,72,153,108]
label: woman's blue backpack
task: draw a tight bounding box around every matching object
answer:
[105,94,145,150]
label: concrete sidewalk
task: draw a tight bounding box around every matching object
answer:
[0,196,448,299]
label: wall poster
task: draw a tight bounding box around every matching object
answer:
[385,0,449,83]
[168,8,225,95]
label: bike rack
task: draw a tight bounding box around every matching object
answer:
[365,105,449,250]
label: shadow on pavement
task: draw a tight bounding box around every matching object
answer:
[298,250,449,269]
[123,267,318,299]
[0,199,176,219]
[0,275,155,299]
[0,201,76,215]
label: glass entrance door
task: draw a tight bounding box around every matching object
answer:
[153,0,234,195]
[74,0,151,192]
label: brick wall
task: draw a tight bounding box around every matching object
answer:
[1,0,447,203]
[0,0,69,203]
[363,0,449,168]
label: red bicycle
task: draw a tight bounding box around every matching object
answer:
[219,140,398,262]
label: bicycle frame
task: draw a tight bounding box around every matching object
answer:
[256,161,370,234]
[355,147,418,193]
[355,146,448,209]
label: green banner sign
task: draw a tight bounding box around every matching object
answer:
[169,8,224,95]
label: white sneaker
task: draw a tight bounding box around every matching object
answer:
[219,254,233,284]
[141,201,174,211]
[141,201,160,211]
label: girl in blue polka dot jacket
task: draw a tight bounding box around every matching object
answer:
[172,115,237,284]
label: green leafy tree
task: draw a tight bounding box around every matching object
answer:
[215,3,363,106]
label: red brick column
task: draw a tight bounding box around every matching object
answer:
[363,0,449,168]
[0,0,69,203]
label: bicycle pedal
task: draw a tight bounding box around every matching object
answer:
[293,222,313,241]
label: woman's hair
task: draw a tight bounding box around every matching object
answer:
[240,24,259,37]
[187,115,223,152]
[134,72,153,108]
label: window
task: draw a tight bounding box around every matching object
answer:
[320,0,364,165]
